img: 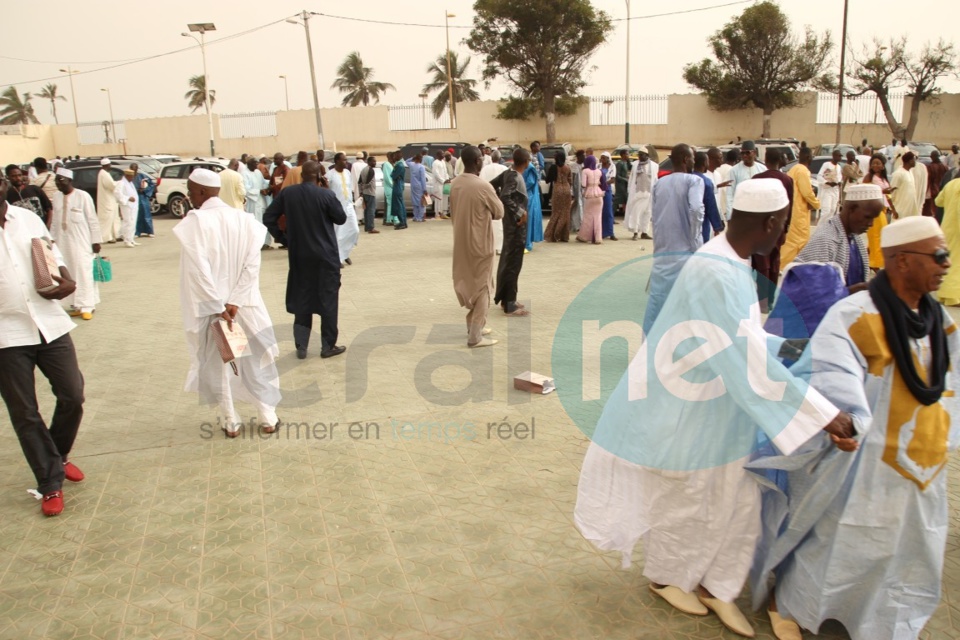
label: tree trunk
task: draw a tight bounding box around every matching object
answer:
[762,108,773,138]
[51,101,58,125]
[544,91,557,143]
[904,93,923,141]
[876,89,906,140]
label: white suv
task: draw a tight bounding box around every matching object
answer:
[156,160,226,218]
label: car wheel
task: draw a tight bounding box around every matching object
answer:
[149,196,161,215]
[168,194,190,219]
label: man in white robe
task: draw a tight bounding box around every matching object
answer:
[817,149,843,221]
[243,157,271,249]
[890,152,920,218]
[751,216,958,640]
[172,168,281,438]
[351,152,367,200]
[117,170,139,247]
[430,150,451,219]
[327,153,360,266]
[480,152,508,254]
[910,154,928,216]
[575,180,849,639]
[624,146,658,240]
[96,158,120,243]
[49,168,101,320]
[725,140,767,220]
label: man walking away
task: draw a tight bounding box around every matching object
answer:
[451,146,504,347]
[264,162,347,360]
[173,169,282,438]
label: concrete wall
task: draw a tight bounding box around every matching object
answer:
[2,93,958,163]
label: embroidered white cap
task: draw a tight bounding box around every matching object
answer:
[637,145,649,156]
[844,183,883,202]
[100,158,111,166]
[732,178,789,213]
[881,216,944,248]
[55,167,73,179]
[188,168,221,188]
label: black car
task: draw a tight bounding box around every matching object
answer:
[66,158,161,214]
[67,165,126,207]
[398,142,468,161]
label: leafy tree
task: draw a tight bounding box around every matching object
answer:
[683,1,834,138]
[466,0,612,142]
[848,37,957,140]
[0,87,40,125]
[422,51,480,119]
[331,52,395,107]
[184,75,216,114]
[37,83,67,124]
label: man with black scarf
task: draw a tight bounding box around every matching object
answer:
[753,215,959,640]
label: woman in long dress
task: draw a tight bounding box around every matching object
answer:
[576,156,604,244]
[544,151,572,242]
[524,159,544,251]
[864,153,892,270]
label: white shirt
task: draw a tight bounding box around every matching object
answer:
[0,206,74,348]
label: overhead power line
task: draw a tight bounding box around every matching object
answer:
[0,0,752,89]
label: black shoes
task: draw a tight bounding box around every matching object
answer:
[320,345,346,359]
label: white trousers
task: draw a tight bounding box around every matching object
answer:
[819,188,839,221]
[120,204,137,242]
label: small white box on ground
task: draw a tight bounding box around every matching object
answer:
[513,371,555,395]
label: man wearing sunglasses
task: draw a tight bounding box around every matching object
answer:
[754,215,957,640]
[795,183,885,294]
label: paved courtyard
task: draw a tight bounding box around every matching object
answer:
[0,213,958,640]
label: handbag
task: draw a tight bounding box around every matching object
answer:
[443,183,451,196]
[93,255,112,283]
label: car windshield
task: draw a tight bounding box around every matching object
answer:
[909,142,939,157]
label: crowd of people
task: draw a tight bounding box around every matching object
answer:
[1,131,958,640]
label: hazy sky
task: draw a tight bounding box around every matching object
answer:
[3,0,957,125]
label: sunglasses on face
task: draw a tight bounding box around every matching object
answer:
[901,248,951,266]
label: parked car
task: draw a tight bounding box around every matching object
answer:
[907,141,941,159]
[150,154,182,164]
[66,165,125,210]
[612,143,660,162]
[813,143,856,158]
[66,157,162,214]
[64,158,163,214]
[782,156,833,195]
[156,160,227,218]
[722,142,799,164]
[399,142,468,161]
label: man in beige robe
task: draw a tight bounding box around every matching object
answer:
[451,146,504,348]
[219,159,247,210]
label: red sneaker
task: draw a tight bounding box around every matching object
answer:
[42,491,64,517]
[63,461,85,482]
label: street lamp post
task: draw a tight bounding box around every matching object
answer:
[419,93,428,129]
[445,12,456,129]
[100,88,116,143]
[834,0,850,145]
[182,22,217,156]
[279,75,290,111]
[58,66,80,125]
[287,12,324,151]
[624,0,631,144]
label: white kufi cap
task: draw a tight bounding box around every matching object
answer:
[100,158,111,166]
[637,145,649,155]
[881,216,944,248]
[844,183,883,202]
[55,167,73,180]
[732,178,789,213]
[188,168,221,188]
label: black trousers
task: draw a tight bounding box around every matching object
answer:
[0,334,84,494]
[496,218,527,307]
[293,272,341,352]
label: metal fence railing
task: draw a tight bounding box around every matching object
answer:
[816,92,905,125]
[219,111,278,139]
[77,120,126,145]
[388,104,452,131]
[589,95,669,126]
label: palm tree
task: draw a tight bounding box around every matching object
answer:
[331,52,395,107]
[422,51,480,119]
[0,87,40,125]
[37,83,67,124]
[184,75,216,114]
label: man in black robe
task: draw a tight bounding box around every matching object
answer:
[492,148,530,316]
[264,161,347,360]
